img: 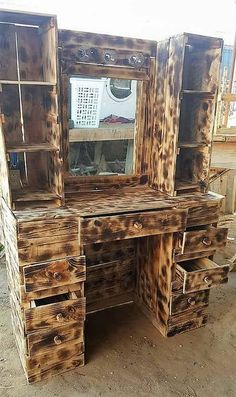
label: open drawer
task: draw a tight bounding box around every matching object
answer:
[24,293,86,333]
[176,258,229,293]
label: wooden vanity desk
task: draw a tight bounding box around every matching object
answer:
[0,10,229,383]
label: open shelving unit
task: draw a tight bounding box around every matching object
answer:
[0,11,63,208]
[174,34,223,194]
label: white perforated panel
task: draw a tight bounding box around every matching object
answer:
[70,78,104,128]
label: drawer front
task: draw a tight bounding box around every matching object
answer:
[167,308,208,337]
[170,290,209,315]
[176,258,229,293]
[25,297,86,333]
[23,256,86,293]
[81,209,188,244]
[182,227,228,255]
[187,203,220,227]
[27,323,84,356]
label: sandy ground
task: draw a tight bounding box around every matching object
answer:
[0,216,236,397]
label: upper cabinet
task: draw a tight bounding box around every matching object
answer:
[151,33,223,196]
[0,10,63,209]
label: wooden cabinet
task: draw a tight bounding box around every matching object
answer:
[0,10,63,209]
[151,33,223,196]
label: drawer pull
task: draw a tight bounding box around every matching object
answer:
[202,237,212,246]
[187,297,196,306]
[54,335,62,345]
[133,221,143,230]
[204,276,212,284]
[53,272,62,281]
[56,313,64,322]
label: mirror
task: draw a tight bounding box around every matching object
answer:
[68,76,137,176]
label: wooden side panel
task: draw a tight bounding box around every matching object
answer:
[41,18,57,84]
[0,118,11,206]
[80,209,187,244]
[136,233,174,336]
[158,35,186,194]
[150,40,169,189]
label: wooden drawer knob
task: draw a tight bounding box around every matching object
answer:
[204,276,212,284]
[56,313,64,322]
[187,297,196,306]
[133,221,143,230]
[54,335,62,345]
[202,237,212,246]
[53,272,62,281]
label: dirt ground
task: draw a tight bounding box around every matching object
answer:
[0,215,236,397]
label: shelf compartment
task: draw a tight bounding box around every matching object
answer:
[0,24,17,81]
[182,38,222,92]
[178,96,214,144]
[12,188,61,202]
[7,143,59,153]
[175,146,210,193]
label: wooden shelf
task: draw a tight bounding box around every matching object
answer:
[69,123,135,142]
[178,141,209,148]
[7,143,59,153]
[0,80,56,86]
[12,189,61,202]
[181,90,214,98]
[175,180,200,191]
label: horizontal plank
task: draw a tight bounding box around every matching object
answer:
[12,189,60,202]
[7,143,59,153]
[69,123,134,142]
[62,62,150,81]
[81,209,188,244]
[59,29,156,55]
[87,292,134,314]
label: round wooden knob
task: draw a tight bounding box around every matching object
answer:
[54,335,62,345]
[187,297,196,306]
[56,313,63,322]
[204,276,212,284]
[53,272,62,281]
[202,237,212,246]
[133,221,143,230]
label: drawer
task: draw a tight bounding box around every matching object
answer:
[25,294,86,333]
[80,209,188,244]
[187,203,220,227]
[27,323,84,356]
[167,307,208,337]
[176,258,229,293]
[170,290,209,315]
[23,256,86,293]
[175,227,228,261]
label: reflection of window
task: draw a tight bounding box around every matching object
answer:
[108,78,132,100]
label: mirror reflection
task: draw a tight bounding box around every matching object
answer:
[69,76,137,176]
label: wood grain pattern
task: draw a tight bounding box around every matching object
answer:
[27,322,84,356]
[176,258,229,293]
[80,209,187,244]
[182,226,228,254]
[25,297,86,332]
[170,290,209,315]
[23,256,86,292]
